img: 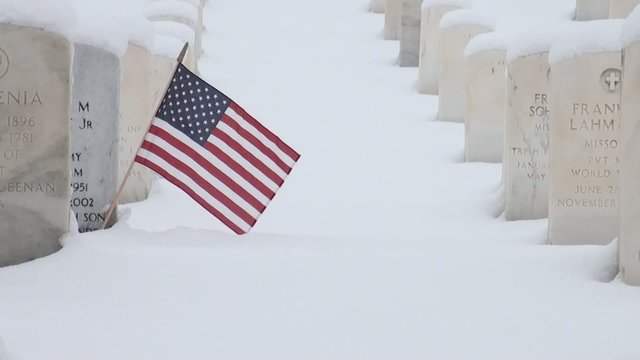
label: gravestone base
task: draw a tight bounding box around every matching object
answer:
[504,52,551,221]
[0,25,72,266]
[71,44,120,232]
[417,5,460,94]
[399,0,422,67]
[575,0,610,20]
[438,24,491,122]
[548,52,621,245]
[465,49,506,163]
[384,0,402,40]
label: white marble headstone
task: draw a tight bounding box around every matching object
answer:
[609,0,640,18]
[548,51,621,245]
[118,43,154,204]
[438,23,492,122]
[504,52,551,220]
[71,44,121,231]
[0,25,72,266]
[384,0,403,40]
[575,0,610,20]
[464,47,506,163]
[417,4,461,94]
[399,0,422,67]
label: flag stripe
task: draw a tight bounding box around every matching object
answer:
[229,103,300,162]
[150,120,272,205]
[212,129,285,186]
[217,119,289,179]
[135,154,248,235]
[139,142,257,227]
[226,106,297,168]
[203,140,278,197]
[146,124,267,212]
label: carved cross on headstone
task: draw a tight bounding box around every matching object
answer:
[605,70,620,92]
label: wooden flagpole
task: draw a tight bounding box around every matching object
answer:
[100,42,190,230]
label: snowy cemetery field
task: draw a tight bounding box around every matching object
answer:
[2,0,640,359]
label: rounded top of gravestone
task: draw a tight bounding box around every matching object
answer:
[0,0,77,39]
[71,1,129,58]
[146,0,199,23]
[153,21,196,46]
[506,23,569,62]
[439,8,496,32]
[464,31,510,57]
[153,34,185,59]
[422,0,471,10]
[549,19,624,64]
[622,5,640,46]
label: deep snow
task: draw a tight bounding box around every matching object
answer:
[1,0,639,359]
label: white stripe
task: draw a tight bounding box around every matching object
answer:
[151,120,270,205]
[137,148,252,232]
[207,135,280,192]
[226,107,297,167]
[217,122,288,179]
[144,130,262,219]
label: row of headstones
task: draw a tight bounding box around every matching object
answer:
[0,0,207,267]
[372,0,640,286]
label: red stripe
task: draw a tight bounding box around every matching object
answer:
[229,102,301,162]
[222,114,291,174]
[148,125,266,212]
[135,155,247,235]
[140,140,258,227]
[212,129,285,187]
[203,141,276,200]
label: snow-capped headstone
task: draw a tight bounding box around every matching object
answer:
[438,10,493,122]
[0,2,76,266]
[618,9,640,285]
[610,0,640,18]
[147,0,199,72]
[399,0,422,66]
[503,34,554,220]
[417,2,463,94]
[153,21,196,71]
[548,20,623,245]
[576,0,610,20]
[371,0,385,13]
[384,0,403,40]
[464,35,506,163]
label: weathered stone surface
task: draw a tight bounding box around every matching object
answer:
[0,25,72,266]
[119,43,154,204]
[438,24,491,122]
[384,0,402,40]
[151,54,177,107]
[399,0,422,67]
[576,0,610,20]
[548,52,621,245]
[70,44,120,232]
[371,0,385,13]
[504,52,551,220]
[417,4,460,94]
[609,0,640,18]
[465,48,506,163]
[619,39,640,285]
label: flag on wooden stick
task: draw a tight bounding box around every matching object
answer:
[135,64,300,234]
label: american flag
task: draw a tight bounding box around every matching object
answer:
[135,64,300,234]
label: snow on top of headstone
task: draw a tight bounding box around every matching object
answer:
[71,1,129,58]
[506,24,569,62]
[152,0,202,7]
[439,8,496,31]
[549,20,624,64]
[146,0,199,24]
[153,34,185,59]
[153,21,195,46]
[622,5,640,45]
[422,0,471,10]
[464,31,510,57]
[120,14,156,50]
[0,0,77,39]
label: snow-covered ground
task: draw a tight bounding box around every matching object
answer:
[1,0,640,359]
